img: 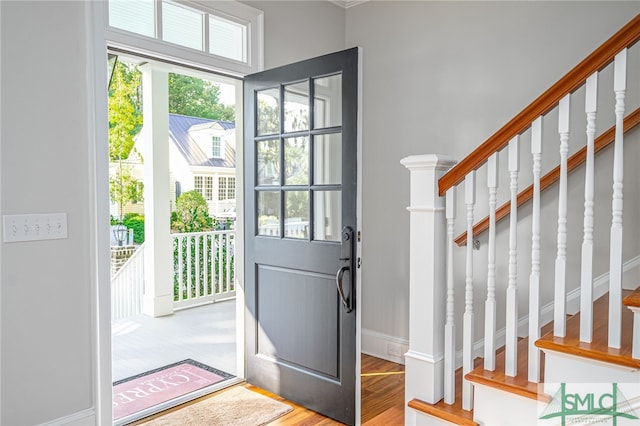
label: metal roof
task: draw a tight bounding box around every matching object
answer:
[168,113,236,168]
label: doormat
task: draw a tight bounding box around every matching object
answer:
[138,386,293,426]
[113,359,234,421]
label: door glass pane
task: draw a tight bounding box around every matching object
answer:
[284,137,309,185]
[257,191,280,237]
[284,81,309,132]
[257,89,280,136]
[314,133,341,185]
[257,140,280,185]
[109,0,156,38]
[209,15,246,62]
[162,1,203,50]
[314,74,342,129]
[285,191,309,239]
[314,191,341,242]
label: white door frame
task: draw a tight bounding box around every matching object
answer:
[86,3,252,424]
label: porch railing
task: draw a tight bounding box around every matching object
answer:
[111,242,145,321]
[110,230,236,319]
[172,230,236,310]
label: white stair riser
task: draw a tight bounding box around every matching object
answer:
[406,408,460,426]
[472,383,545,426]
[543,350,640,397]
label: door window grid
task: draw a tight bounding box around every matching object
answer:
[255,76,342,241]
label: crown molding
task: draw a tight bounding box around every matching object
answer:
[328,0,370,9]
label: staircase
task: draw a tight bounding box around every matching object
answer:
[402,15,640,425]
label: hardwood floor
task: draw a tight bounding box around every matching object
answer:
[131,354,405,425]
[241,354,405,425]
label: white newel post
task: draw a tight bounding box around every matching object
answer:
[141,64,174,317]
[401,155,456,422]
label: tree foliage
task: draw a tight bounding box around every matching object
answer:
[110,164,144,219]
[169,73,235,122]
[109,61,142,161]
[171,191,215,233]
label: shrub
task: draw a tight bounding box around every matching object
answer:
[123,215,145,244]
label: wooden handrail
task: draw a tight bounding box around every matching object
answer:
[439,14,640,197]
[455,107,640,246]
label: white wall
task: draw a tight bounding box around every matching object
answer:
[346,1,640,353]
[1,1,95,424]
[241,0,346,69]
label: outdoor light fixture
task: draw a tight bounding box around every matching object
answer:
[113,222,128,246]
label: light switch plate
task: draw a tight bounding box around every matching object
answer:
[2,213,68,242]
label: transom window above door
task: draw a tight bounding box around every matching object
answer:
[105,0,263,76]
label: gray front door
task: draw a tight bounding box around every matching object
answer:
[244,48,359,425]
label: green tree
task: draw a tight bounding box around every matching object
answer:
[171,191,215,232]
[110,164,144,219]
[169,73,235,121]
[108,60,144,220]
[109,61,142,161]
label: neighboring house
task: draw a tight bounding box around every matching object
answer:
[110,113,236,219]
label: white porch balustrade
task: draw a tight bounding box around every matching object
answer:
[110,230,236,320]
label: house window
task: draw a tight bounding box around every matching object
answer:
[219,176,236,201]
[212,136,222,158]
[106,0,262,75]
[204,176,213,200]
[194,176,203,195]
[194,175,213,200]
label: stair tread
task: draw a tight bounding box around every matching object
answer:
[465,326,551,402]
[408,398,477,426]
[623,287,640,308]
[536,291,640,369]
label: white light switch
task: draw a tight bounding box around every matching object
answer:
[3,213,68,242]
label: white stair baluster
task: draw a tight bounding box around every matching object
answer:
[484,153,498,371]
[580,72,598,343]
[529,117,542,383]
[609,49,627,349]
[444,188,456,405]
[554,94,571,338]
[506,136,520,377]
[463,171,476,411]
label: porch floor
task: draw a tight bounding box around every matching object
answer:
[112,299,237,383]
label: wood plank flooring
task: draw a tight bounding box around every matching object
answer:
[131,354,405,425]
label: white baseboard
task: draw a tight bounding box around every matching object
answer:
[37,408,95,426]
[361,328,409,365]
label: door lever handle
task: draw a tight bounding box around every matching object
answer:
[336,265,352,313]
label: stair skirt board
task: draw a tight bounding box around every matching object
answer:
[452,255,640,369]
[472,383,546,426]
